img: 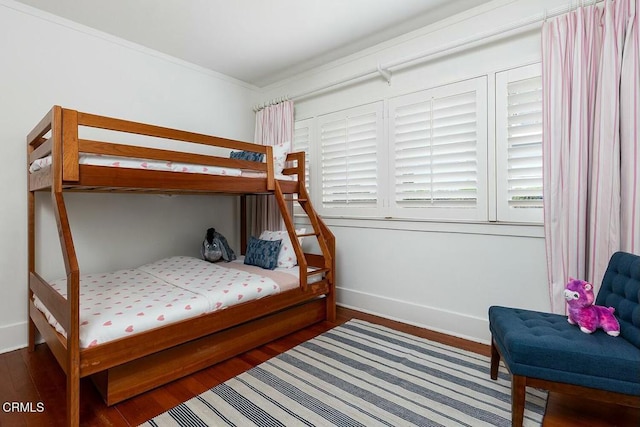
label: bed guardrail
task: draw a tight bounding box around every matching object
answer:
[27,106,276,191]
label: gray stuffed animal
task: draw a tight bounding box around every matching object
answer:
[201,228,236,262]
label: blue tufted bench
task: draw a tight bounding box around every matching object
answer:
[489,251,640,426]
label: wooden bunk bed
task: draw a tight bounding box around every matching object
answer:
[26,106,335,427]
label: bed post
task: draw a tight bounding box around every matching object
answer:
[52,107,81,427]
[27,106,58,351]
[61,108,79,182]
[27,122,38,352]
[324,221,336,322]
[240,195,247,255]
[265,145,274,191]
[27,189,36,351]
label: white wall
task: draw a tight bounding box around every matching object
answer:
[0,1,256,353]
[1,0,567,353]
[257,0,564,343]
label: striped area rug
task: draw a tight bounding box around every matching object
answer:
[143,319,547,426]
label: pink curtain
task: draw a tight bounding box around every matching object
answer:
[255,100,294,151]
[247,100,294,237]
[542,0,640,313]
[620,1,640,254]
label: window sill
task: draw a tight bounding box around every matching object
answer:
[294,214,544,238]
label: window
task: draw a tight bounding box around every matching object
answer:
[388,78,488,220]
[291,65,542,226]
[317,103,384,216]
[496,64,543,223]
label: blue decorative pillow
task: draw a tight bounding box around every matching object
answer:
[244,236,282,270]
[230,150,265,162]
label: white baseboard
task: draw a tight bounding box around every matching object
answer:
[336,287,491,345]
[0,321,27,354]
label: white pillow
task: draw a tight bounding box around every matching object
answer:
[259,228,305,268]
[271,143,289,175]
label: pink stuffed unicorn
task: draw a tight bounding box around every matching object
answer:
[564,278,620,336]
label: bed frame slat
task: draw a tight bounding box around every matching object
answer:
[29,167,52,191]
[27,106,54,148]
[76,165,271,193]
[30,137,52,163]
[29,272,70,332]
[77,111,264,152]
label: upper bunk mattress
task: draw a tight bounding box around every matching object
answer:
[29,154,294,180]
[33,256,301,348]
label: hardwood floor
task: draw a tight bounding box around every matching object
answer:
[1,307,638,426]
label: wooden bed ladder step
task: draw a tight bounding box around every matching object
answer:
[274,180,333,291]
[307,267,330,277]
[297,231,319,238]
[283,196,308,203]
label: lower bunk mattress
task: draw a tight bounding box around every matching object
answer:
[33,256,311,348]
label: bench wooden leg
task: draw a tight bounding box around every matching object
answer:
[490,338,500,380]
[511,374,526,427]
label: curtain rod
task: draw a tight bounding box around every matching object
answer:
[253,96,290,113]
[286,0,601,102]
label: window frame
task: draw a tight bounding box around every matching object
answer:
[387,77,488,221]
[315,102,386,218]
[495,63,544,223]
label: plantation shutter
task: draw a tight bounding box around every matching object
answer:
[389,78,487,220]
[319,103,382,212]
[293,118,311,191]
[496,64,543,222]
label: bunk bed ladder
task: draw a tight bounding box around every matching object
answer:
[274,176,335,320]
